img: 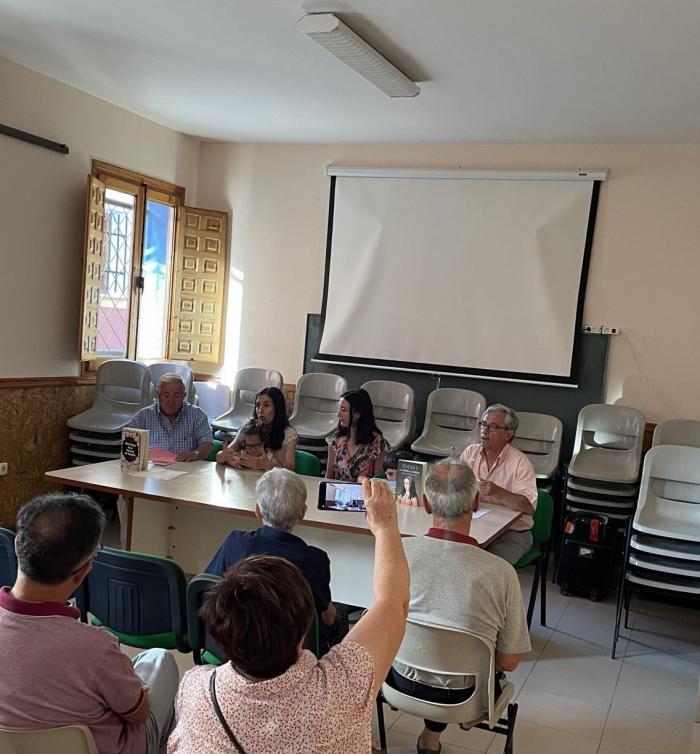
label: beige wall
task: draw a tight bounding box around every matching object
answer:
[0,56,200,377]
[197,141,700,423]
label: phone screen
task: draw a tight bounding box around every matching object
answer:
[318,480,395,512]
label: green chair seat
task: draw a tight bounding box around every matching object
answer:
[205,439,224,461]
[295,450,322,476]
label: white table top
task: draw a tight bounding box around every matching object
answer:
[46,460,521,546]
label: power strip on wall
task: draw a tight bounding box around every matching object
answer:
[583,326,621,335]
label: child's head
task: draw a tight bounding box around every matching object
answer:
[238,422,265,457]
[382,450,415,481]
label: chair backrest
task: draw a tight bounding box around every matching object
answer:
[95,359,151,407]
[148,363,196,403]
[416,388,486,451]
[652,419,700,449]
[575,403,645,452]
[387,618,497,726]
[186,573,320,665]
[361,380,415,449]
[289,373,348,436]
[532,489,554,545]
[634,445,700,538]
[214,368,284,430]
[295,450,322,476]
[77,547,189,652]
[0,724,98,754]
[186,574,228,665]
[512,412,563,479]
[0,528,17,588]
[194,381,232,423]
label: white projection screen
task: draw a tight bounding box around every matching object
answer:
[317,169,604,384]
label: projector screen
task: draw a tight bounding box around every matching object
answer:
[317,169,602,384]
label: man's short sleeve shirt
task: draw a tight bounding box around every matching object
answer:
[129,402,213,454]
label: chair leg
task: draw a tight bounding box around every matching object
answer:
[623,585,632,629]
[612,577,626,659]
[376,694,387,752]
[540,551,549,627]
[504,702,518,754]
[526,561,540,629]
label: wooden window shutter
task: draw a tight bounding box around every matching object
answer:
[168,207,228,364]
[78,175,106,360]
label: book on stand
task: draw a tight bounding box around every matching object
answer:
[395,459,428,506]
[121,428,149,471]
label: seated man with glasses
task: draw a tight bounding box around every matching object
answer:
[460,404,537,563]
[0,493,179,754]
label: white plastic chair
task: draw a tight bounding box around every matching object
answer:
[361,380,415,450]
[633,444,700,542]
[512,412,563,480]
[289,373,348,440]
[379,619,517,753]
[194,381,232,424]
[0,724,98,754]
[213,368,283,433]
[67,360,151,433]
[411,389,486,457]
[568,404,646,484]
[148,362,196,403]
[652,419,700,449]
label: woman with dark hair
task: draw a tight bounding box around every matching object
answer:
[396,475,419,506]
[169,480,410,754]
[218,387,297,471]
[326,389,389,481]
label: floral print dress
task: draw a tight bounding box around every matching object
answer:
[326,431,390,481]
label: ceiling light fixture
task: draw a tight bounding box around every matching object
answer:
[298,13,420,98]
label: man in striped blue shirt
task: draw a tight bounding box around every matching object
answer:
[129,374,214,462]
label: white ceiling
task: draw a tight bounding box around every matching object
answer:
[1,0,700,143]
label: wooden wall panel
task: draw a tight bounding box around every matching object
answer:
[0,384,95,528]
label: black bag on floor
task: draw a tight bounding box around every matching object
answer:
[556,512,616,600]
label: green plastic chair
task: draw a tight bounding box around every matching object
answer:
[295,450,322,476]
[0,527,17,588]
[76,547,190,652]
[514,489,554,628]
[205,439,224,461]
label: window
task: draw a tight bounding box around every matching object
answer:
[79,162,228,368]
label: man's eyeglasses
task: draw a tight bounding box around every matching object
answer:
[72,543,103,574]
[478,421,509,432]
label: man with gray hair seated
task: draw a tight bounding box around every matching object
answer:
[460,403,538,564]
[391,460,531,754]
[206,468,338,640]
[129,373,213,462]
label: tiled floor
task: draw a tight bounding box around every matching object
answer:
[374,571,700,754]
[122,567,700,754]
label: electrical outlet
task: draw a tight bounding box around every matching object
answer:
[0,462,7,476]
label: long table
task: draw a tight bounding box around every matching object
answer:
[46,460,522,607]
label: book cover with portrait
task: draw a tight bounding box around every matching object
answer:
[395,459,427,506]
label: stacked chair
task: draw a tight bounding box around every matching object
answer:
[147,362,196,403]
[512,412,563,492]
[411,388,486,458]
[563,404,645,525]
[194,380,232,424]
[289,373,348,468]
[67,360,151,466]
[612,442,700,657]
[212,367,284,440]
[361,380,415,450]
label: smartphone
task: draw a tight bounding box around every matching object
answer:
[318,480,395,512]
